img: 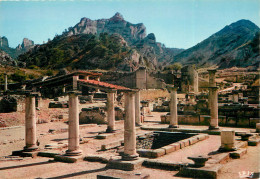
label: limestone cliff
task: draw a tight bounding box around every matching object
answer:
[65,12,146,45]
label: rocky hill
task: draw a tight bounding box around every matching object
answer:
[173,20,260,69]
[64,12,146,45]
[0,37,35,59]
[0,49,15,66]
[18,13,183,71]
[18,33,157,71]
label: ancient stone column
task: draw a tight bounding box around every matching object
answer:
[209,87,219,130]
[24,93,38,151]
[220,130,235,151]
[106,90,116,133]
[84,76,89,80]
[233,92,239,103]
[194,71,199,93]
[66,91,82,156]
[62,85,66,94]
[135,90,141,126]
[208,69,217,110]
[123,91,138,160]
[169,86,178,128]
[73,76,79,90]
[4,73,7,92]
[208,69,217,87]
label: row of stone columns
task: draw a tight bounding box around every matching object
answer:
[23,88,142,159]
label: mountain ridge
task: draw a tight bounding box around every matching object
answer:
[173,19,260,68]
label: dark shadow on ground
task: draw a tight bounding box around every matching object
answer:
[0,160,56,170]
[47,167,108,179]
[51,138,68,142]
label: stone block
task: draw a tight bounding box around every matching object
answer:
[84,155,109,163]
[178,141,185,149]
[248,139,260,146]
[178,164,222,179]
[182,139,190,147]
[143,159,186,170]
[230,148,247,159]
[38,151,60,158]
[137,149,153,158]
[101,140,123,151]
[197,134,206,141]
[189,137,199,145]
[162,145,176,154]
[170,143,180,151]
[221,130,235,150]
[54,155,84,163]
[106,158,145,171]
[151,149,166,158]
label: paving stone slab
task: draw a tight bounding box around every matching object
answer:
[106,158,145,171]
[54,155,84,163]
[178,164,222,179]
[143,159,187,170]
[230,148,247,159]
[97,170,149,179]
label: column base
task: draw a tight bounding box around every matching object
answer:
[65,149,82,156]
[106,127,116,133]
[135,123,142,127]
[24,145,38,152]
[169,124,179,128]
[218,146,237,152]
[120,153,139,161]
[208,126,219,130]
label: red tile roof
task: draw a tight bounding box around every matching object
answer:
[78,79,130,90]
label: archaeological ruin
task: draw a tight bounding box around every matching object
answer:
[0,66,259,179]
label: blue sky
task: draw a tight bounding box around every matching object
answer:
[0,0,259,49]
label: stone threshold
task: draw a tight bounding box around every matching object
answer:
[137,134,209,158]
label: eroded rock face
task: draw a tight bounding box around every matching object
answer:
[0,37,9,48]
[21,38,34,49]
[0,50,14,66]
[65,12,146,44]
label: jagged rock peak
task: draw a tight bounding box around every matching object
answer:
[0,36,9,48]
[21,38,34,48]
[110,12,124,21]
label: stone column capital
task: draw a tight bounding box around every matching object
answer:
[166,85,178,92]
[124,90,137,95]
[207,69,217,74]
[66,91,82,96]
[107,89,117,93]
[208,86,218,91]
[25,92,40,97]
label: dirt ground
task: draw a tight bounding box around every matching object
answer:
[0,109,259,179]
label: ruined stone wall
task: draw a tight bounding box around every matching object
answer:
[100,68,166,89]
[151,72,174,85]
[100,71,135,88]
[146,74,166,89]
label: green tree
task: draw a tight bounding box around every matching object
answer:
[169,63,182,72]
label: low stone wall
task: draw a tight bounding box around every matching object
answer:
[160,114,257,127]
